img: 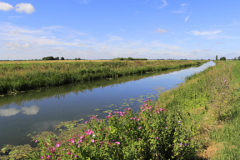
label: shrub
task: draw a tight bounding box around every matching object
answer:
[42,56,59,60]
[220,57,226,61]
[28,101,198,159]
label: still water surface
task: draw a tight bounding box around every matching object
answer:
[0,61,215,148]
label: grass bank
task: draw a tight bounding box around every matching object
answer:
[0,60,205,94]
[0,66,188,108]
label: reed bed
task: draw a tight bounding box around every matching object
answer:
[0,60,205,94]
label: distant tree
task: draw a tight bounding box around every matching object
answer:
[220,57,226,61]
[216,55,218,60]
[61,57,64,60]
[238,56,240,61]
[77,58,81,60]
[42,56,54,60]
[234,57,237,60]
[127,57,133,60]
[42,56,60,60]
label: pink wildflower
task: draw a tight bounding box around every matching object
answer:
[70,139,75,144]
[56,143,60,148]
[86,129,94,135]
[35,140,38,143]
[92,139,95,143]
[50,147,55,153]
[67,151,71,155]
[115,141,120,145]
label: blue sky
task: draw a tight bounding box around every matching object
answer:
[0,0,240,60]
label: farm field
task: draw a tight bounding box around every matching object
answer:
[0,60,205,94]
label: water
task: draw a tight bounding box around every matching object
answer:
[0,61,215,148]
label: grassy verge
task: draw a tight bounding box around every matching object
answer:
[205,61,240,159]
[154,61,237,159]
[0,60,206,94]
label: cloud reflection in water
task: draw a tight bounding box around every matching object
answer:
[0,105,40,117]
[21,105,40,115]
[0,108,21,117]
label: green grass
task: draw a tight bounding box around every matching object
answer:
[0,60,206,94]
[156,62,236,159]
[207,61,240,159]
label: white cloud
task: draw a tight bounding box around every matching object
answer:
[0,1,14,11]
[193,49,211,52]
[15,3,35,14]
[185,16,190,22]
[155,28,167,33]
[21,105,40,115]
[190,30,221,36]
[0,108,20,117]
[229,19,240,26]
[107,35,123,42]
[171,3,188,13]
[148,40,180,50]
[0,23,46,35]
[101,47,106,50]
[157,0,168,9]
[41,26,64,30]
[4,41,30,50]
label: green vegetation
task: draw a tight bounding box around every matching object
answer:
[220,57,226,61]
[0,60,205,94]
[4,60,239,159]
[113,57,147,60]
[0,67,186,107]
[42,56,59,60]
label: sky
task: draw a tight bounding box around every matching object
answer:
[0,0,240,60]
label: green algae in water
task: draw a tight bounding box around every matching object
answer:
[103,110,112,113]
[108,104,115,107]
[129,98,136,101]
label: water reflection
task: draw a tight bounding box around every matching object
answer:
[0,108,20,117]
[21,105,40,115]
[0,105,40,117]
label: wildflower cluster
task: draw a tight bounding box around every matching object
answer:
[29,100,197,159]
[210,63,234,121]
